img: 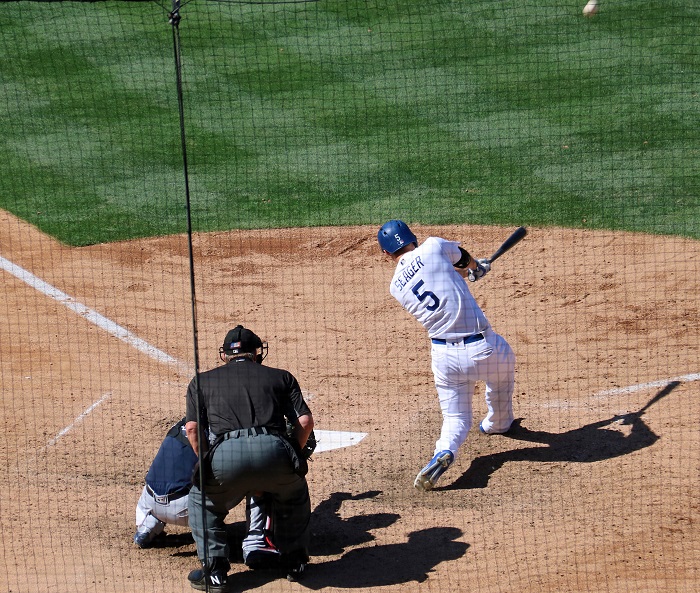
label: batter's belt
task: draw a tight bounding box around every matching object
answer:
[431,333,484,345]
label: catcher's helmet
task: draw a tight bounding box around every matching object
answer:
[219,325,268,363]
[377,219,418,254]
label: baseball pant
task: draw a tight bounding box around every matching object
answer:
[189,433,310,565]
[135,485,190,541]
[242,494,277,561]
[431,327,515,456]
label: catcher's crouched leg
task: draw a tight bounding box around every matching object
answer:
[414,450,454,491]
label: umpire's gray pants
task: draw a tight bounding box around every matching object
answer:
[189,432,310,564]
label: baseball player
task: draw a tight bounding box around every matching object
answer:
[134,418,276,564]
[133,417,197,547]
[378,220,516,491]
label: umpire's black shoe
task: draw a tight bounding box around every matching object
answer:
[281,549,309,582]
[187,557,229,592]
[286,562,307,582]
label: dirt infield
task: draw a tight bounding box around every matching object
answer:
[1,209,699,593]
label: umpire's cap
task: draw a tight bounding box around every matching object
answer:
[221,325,263,356]
[219,325,268,363]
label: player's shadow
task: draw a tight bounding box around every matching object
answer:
[170,489,400,565]
[444,381,679,490]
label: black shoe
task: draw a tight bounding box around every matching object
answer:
[286,562,307,582]
[187,567,228,592]
[133,530,152,549]
[245,548,281,570]
[280,550,309,582]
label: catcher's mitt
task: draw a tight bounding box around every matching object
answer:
[300,430,317,460]
[286,421,317,460]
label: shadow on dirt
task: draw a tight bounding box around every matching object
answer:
[148,531,194,550]
[297,525,468,589]
[444,381,680,490]
[226,490,468,589]
[309,490,400,556]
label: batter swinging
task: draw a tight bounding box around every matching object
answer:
[378,220,516,491]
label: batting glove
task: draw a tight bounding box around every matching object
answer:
[467,259,490,282]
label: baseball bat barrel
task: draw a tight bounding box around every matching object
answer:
[486,226,527,263]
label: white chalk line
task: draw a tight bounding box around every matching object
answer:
[44,391,112,448]
[540,373,699,409]
[3,255,367,452]
[1,255,192,377]
[593,373,700,397]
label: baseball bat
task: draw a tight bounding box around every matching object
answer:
[486,226,527,264]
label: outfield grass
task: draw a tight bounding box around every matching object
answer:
[0,0,698,245]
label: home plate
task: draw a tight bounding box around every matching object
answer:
[313,430,367,453]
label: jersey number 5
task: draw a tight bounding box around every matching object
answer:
[412,280,439,311]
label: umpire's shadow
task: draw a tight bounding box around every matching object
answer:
[228,490,468,590]
[444,381,679,490]
[299,525,468,589]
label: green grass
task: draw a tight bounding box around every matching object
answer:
[0,0,698,245]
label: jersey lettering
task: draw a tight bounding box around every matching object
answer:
[393,255,424,292]
[412,279,439,311]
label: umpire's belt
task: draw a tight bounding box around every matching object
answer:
[431,333,484,345]
[221,426,281,440]
[147,484,190,505]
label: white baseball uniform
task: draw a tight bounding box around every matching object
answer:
[389,237,515,457]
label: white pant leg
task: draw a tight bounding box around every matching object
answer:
[136,485,189,531]
[242,495,276,561]
[431,343,477,456]
[476,330,516,433]
[135,486,166,544]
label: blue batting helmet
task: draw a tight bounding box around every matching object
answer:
[377,220,418,254]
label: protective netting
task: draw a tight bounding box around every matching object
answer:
[1,1,698,592]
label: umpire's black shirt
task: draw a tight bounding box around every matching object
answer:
[185,359,311,437]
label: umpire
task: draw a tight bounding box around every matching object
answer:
[185,325,314,592]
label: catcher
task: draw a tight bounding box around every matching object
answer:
[134,418,309,562]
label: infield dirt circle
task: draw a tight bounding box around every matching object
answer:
[1,209,698,593]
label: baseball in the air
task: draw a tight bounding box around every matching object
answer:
[582,0,599,17]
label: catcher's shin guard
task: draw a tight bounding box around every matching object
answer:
[414,450,454,491]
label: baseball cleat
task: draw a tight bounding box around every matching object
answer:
[244,546,281,570]
[133,530,152,548]
[286,562,307,582]
[414,450,454,491]
[280,549,309,582]
[479,420,513,435]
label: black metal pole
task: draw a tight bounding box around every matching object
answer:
[169,1,209,587]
